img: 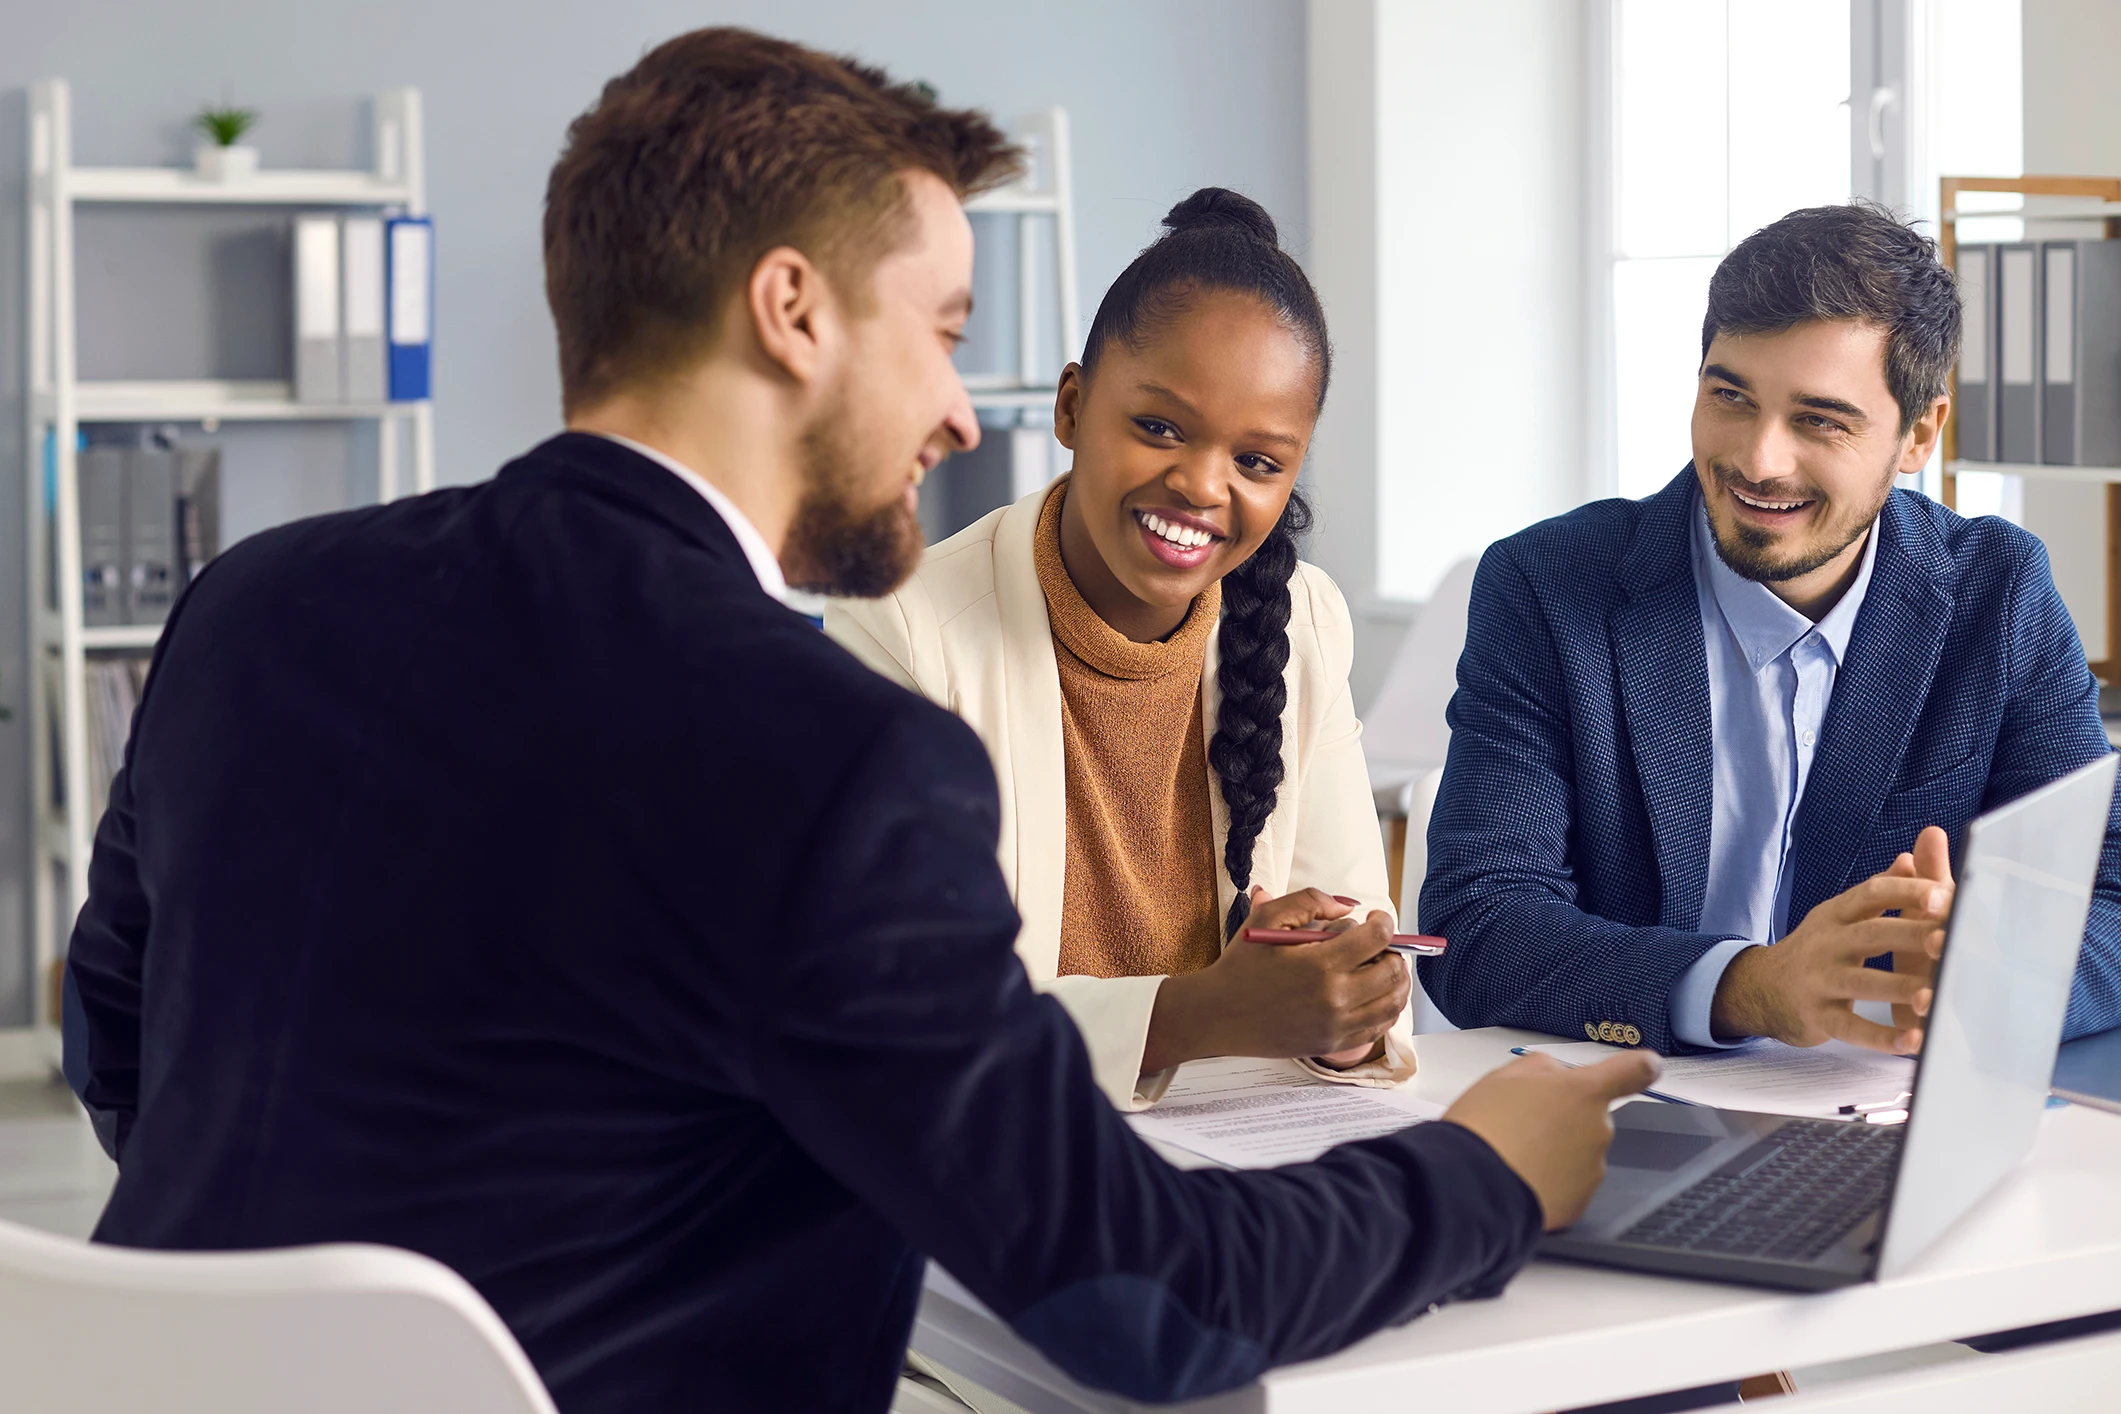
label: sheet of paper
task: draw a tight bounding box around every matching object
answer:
[1526,1039,1916,1119]
[1125,1056,1443,1169]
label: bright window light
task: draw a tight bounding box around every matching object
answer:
[1610,0,1852,499]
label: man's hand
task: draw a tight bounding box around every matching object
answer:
[1443,1051,1663,1230]
[1142,888,1408,1074]
[1710,827,1952,1054]
[1883,826,1954,1036]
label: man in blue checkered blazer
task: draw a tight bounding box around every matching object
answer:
[1419,204,2121,1057]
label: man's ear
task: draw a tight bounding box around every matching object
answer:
[1899,395,1951,476]
[745,246,832,385]
[1053,363,1086,450]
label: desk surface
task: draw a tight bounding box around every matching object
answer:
[913,1027,2121,1414]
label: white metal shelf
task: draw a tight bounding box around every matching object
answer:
[41,380,426,425]
[1947,459,2121,486]
[65,166,416,207]
[13,79,434,1065]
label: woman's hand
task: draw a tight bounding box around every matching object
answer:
[1142,887,1409,1074]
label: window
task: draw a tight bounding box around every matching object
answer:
[1601,0,2025,510]
[1607,0,1855,501]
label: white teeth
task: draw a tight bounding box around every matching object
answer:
[1733,488,1810,511]
[1138,511,1214,548]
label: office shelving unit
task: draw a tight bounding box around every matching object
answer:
[961,107,1081,415]
[15,80,432,1066]
[1938,174,2121,679]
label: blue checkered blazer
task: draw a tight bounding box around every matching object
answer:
[1418,468,2121,1053]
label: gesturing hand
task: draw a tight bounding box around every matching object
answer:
[1883,826,1954,1037]
[1141,887,1409,1074]
[1710,827,1952,1054]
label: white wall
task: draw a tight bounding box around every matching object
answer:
[2018,0,2121,663]
[1308,0,1590,710]
[1374,1,1589,605]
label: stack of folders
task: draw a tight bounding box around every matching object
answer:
[77,444,221,628]
[293,212,433,404]
[1954,238,2121,466]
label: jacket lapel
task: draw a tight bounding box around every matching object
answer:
[1612,471,1716,928]
[1785,492,1954,925]
[991,489,1070,979]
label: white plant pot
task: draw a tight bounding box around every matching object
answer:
[194,144,259,181]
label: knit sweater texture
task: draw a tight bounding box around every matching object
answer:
[1033,482,1225,981]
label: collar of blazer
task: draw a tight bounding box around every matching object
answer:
[523,432,759,581]
[1610,465,1959,932]
[990,486,1254,977]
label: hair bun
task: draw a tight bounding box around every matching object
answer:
[1161,187,1278,246]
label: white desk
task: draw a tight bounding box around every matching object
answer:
[911,1027,2121,1414]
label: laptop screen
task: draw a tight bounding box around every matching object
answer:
[1873,753,2116,1278]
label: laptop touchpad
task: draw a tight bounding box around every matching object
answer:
[1609,1129,1717,1172]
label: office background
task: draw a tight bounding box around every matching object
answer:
[0,0,2115,1032]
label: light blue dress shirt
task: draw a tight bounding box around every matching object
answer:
[1667,502,1881,1047]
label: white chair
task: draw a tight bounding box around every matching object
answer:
[0,1216,557,1414]
[1361,556,1479,803]
[1398,765,1457,1034]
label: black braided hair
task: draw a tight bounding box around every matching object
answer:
[1078,187,1332,939]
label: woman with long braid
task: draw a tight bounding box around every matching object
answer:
[828,188,1411,1110]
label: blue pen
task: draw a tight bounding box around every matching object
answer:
[1510,1046,1697,1106]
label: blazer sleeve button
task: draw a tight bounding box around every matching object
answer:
[1585,1022,1600,1040]
[1622,1025,1642,1046]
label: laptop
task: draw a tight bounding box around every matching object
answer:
[1542,752,2118,1291]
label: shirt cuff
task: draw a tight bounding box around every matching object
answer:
[1668,939,1765,1049]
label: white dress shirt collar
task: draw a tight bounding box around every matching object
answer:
[592,432,788,605]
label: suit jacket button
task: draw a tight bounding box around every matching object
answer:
[1622,1025,1642,1046]
[1585,1022,1600,1039]
[1597,1022,1616,1042]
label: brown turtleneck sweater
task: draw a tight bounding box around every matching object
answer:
[1033,482,1225,981]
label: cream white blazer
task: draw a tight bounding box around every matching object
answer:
[825,485,1414,1110]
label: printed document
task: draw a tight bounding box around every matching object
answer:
[1126,1057,1442,1168]
[1526,1039,1915,1119]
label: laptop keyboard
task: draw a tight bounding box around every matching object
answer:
[1618,1119,1905,1263]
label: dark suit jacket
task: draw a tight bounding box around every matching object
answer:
[64,433,1541,1413]
[1419,469,2121,1053]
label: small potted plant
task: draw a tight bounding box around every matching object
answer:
[193,103,260,181]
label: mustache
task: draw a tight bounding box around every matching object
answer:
[1710,460,1820,502]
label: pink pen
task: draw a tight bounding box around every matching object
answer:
[1239,928,1446,957]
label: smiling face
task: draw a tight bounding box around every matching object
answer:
[782,170,981,595]
[1691,318,1948,617]
[1052,288,1321,643]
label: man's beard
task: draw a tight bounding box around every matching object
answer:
[1705,458,1893,585]
[781,385,926,598]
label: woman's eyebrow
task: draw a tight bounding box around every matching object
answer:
[1135,381,1202,417]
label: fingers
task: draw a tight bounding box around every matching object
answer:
[1886,852,1916,878]
[1571,1050,1664,1104]
[1317,912,1396,966]
[1912,825,1953,885]
[1245,887,1357,932]
[1820,1005,1922,1055]
[1832,964,1933,1012]
[1831,874,1950,923]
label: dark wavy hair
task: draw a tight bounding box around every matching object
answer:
[1080,187,1331,939]
[1703,201,1960,436]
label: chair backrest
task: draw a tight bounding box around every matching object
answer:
[0,1217,557,1414]
[1361,557,1479,791]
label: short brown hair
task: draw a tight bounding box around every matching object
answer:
[544,28,1020,413]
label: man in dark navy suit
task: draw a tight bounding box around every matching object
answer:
[61,27,1656,1414]
[1422,202,2121,1060]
